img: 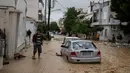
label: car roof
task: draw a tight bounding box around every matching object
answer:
[65,37,79,39]
[70,40,92,43]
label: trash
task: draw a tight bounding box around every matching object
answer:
[14,53,26,60]
[3,60,9,65]
[56,53,62,56]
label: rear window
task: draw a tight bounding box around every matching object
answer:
[68,38,79,41]
[73,41,96,50]
[64,38,79,44]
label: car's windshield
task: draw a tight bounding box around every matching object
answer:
[73,41,96,50]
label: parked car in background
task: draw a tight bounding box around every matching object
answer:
[49,32,54,38]
[60,40,101,63]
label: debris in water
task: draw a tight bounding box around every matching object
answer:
[56,53,62,56]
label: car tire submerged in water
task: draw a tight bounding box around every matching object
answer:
[66,56,71,63]
[60,51,62,56]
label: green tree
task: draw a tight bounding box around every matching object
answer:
[111,0,130,34]
[37,22,48,34]
[50,21,60,32]
[72,20,91,35]
[37,24,44,32]
[64,7,78,34]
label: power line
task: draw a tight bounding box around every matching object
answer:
[55,0,66,9]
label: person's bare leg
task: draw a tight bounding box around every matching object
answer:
[32,46,37,59]
[38,53,41,59]
[32,51,36,59]
[38,46,42,59]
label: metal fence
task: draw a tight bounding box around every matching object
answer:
[0,39,5,57]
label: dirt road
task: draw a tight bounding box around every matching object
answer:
[0,35,130,73]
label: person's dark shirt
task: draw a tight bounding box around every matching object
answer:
[32,33,43,45]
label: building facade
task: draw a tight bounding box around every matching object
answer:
[89,0,120,41]
[26,16,37,42]
[26,0,44,22]
[0,0,27,70]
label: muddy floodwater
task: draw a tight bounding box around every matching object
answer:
[1,35,130,73]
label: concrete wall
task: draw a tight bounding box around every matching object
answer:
[0,0,15,7]
[16,0,27,52]
[7,11,20,58]
[0,0,27,58]
[99,26,111,41]
[0,0,27,70]
[26,20,37,40]
[101,6,110,24]
[0,9,6,70]
[26,0,39,21]
[0,57,3,70]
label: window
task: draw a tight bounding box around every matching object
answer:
[105,29,108,37]
[101,31,103,36]
[65,41,71,48]
[38,10,42,13]
[103,1,109,7]
[38,14,42,21]
[62,38,65,44]
[73,42,96,50]
[30,22,33,24]
[103,12,107,20]
[93,12,98,22]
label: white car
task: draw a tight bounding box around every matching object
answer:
[60,40,101,63]
[62,37,80,45]
[49,32,54,38]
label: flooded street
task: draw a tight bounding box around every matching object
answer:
[0,35,130,73]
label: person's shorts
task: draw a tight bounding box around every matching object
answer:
[34,45,42,53]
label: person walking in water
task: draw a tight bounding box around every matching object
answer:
[27,30,32,42]
[32,29,43,59]
[112,34,116,43]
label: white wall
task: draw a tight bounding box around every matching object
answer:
[100,26,111,41]
[27,0,38,21]
[0,57,3,70]
[0,0,15,7]
[0,9,6,70]
[7,11,20,58]
[26,20,36,40]
[0,0,27,58]
[101,6,110,24]
[16,0,27,52]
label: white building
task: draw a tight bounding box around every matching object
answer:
[88,0,120,41]
[0,0,27,70]
[26,0,44,22]
[25,0,44,43]
[26,16,37,41]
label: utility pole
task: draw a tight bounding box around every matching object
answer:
[51,0,55,8]
[47,0,51,40]
[99,0,104,25]
[44,0,47,25]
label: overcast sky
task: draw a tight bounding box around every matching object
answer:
[50,0,93,22]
